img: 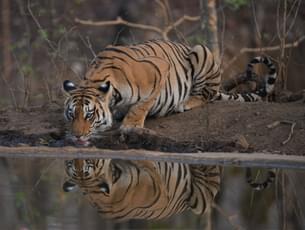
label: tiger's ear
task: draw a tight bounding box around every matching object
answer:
[63,80,77,93]
[62,179,78,192]
[98,81,111,93]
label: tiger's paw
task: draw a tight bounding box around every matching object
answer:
[120,125,156,136]
[175,103,187,113]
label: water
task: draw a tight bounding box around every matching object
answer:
[0,157,304,230]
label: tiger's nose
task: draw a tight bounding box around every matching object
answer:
[73,133,89,141]
[71,130,84,138]
[72,124,90,139]
[73,133,83,139]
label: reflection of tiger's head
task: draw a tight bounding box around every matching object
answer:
[63,80,113,145]
[63,159,173,221]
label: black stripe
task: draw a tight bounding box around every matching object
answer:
[103,66,135,99]
[193,46,207,80]
[144,43,157,56]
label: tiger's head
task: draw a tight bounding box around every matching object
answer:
[63,159,167,221]
[63,80,113,145]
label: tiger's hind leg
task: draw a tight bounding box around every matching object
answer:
[184,44,221,111]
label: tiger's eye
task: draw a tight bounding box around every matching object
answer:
[69,111,74,118]
[98,182,110,194]
[86,112,94,120]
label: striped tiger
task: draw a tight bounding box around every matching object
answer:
[63,40,277,144]
[63,159,221,221]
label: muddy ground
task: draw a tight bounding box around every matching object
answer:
[0,100,304,156]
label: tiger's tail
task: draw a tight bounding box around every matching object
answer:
[246,168,276,191]
[215,56,277,102]
[217,56,277,191]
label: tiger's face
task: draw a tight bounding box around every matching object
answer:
[63,80,113,145]
[63,159,167,220]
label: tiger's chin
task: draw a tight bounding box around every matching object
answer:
[70,136,91,147]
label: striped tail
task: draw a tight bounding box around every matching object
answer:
[246,168,276,191]
[216,56,277,102]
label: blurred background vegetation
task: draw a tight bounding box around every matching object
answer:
[1,0,305,229]
[1,0,305,109]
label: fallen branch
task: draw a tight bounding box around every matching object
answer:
[281,121,296,145]
[267,121,281,129]
[267,120,296,145]
[0,146,304,170]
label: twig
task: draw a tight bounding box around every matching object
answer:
[78,34,97,59]
[267,120,296,145]
[163,15,200,35]
[11,51,31,108]
[286,0,301,36]
[282,121,296,145]
[155,0,169,26]
[27,1,84,80]
[222,35,305,74]
[0,73,18,109]
[27,1,57,52]
[251,0,262,41]
[267,121,281,129]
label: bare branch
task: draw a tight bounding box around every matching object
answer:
[27,1,57,52]
[75,16,165,38]
[75,14,200,41]
[155,0,169,26]
[222,35,305,74]
[164,15,200,35]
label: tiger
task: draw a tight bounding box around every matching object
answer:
[62,40,277,145]
[63,158,221,221]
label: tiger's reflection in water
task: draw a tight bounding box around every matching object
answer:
[63,159,221,221]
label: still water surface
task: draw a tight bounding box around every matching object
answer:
[0,158,304,230]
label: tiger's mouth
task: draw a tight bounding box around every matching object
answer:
[76,139,90,146]
[71,136,91,146]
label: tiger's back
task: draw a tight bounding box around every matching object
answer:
[86,40,221,117]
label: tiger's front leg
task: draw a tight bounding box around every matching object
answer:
[120,98,157,135]
[119,56,168,135]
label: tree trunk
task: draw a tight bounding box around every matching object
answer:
[200,0,220,62]
[2,0,12,81]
